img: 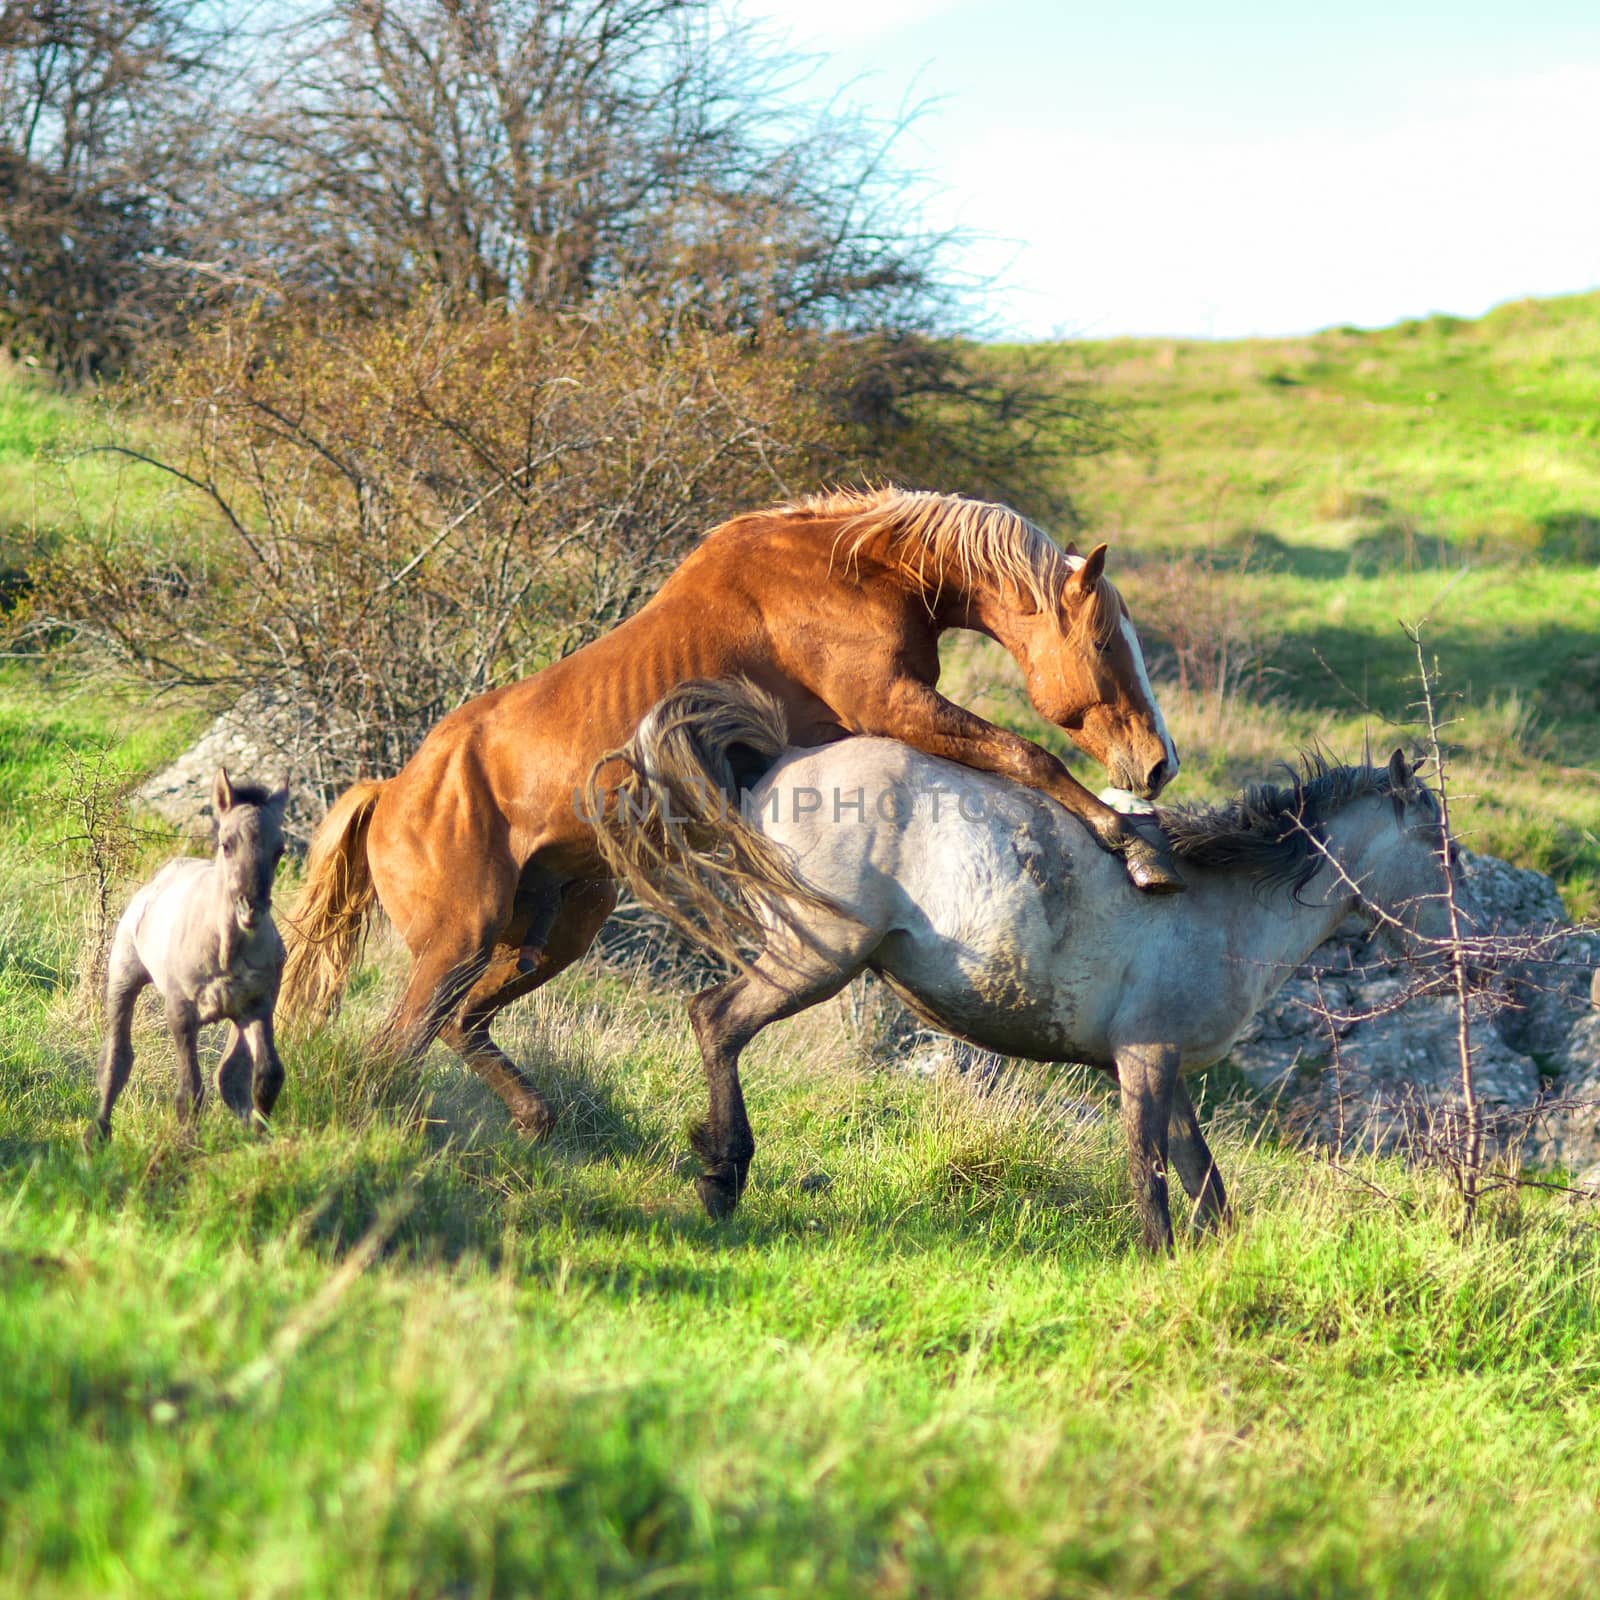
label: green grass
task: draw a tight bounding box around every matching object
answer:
[2,648,1599,1598]
[0,663,199,847]
[0,361,183,580]
[5,934,1600,1598]
[1045,291,1600,557]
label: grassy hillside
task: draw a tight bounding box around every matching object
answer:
[3,299,1600,1596]
[950,292,1600,915]
[0,356,182,598]
[1060,291,1600,558]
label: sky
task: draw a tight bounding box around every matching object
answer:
[735,0,1600,339]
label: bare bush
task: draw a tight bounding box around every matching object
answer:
[41,742,176,992]
[194,0,1115,505]
[15,292,840,794]
[831,334,1123,515]
[1247,634,1600,1227]
[1,0,1114,510]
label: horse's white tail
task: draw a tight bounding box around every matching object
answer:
[587,678,840,968]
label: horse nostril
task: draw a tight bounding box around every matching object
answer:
[1144,757,1169,795]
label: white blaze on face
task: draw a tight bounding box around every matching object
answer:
[1119,612,1178,777]
[1098,785,1157,815]
[1064,548,1178,781]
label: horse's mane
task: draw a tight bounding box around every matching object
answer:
[772,485,1118,640]
[1151,753,1425,894]
[221,781,279,810]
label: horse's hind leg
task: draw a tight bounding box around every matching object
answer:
[687,938,862,1219]
[384,935,551,1135]
[377,860,523,1095]
[1167,1078,1230,1235]
[370,809,518,1048]
[88,932,149,1146]
[438,879,618,1140]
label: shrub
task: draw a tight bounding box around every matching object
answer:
[16,293,842,794]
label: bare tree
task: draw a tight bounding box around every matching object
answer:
[6,0,1119,805]
[209,0,939,331]
[2,0,1114,509]
[0,0,232,380]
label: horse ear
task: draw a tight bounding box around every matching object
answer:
[268,781,291,820]
[1070,543,1108,595]
[1387,747,1412,791]
[212,767,234,815]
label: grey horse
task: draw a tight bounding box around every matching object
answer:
[88,768,289,1144]
[598,680,1464,1253]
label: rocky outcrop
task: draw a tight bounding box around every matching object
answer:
[136,689,326,845]
[1523,1014,1600,1171]
[1228,849,1600,1167]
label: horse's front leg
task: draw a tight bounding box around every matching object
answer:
[244,1012,286,1125]
[166,996,205,1128]
[862,681,1184,894]
[1113,1040,1181,1254]
[215,1023,254,1120]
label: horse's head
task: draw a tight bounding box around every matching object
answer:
[212,767,290,933]
[1015,544,1178,800]
[1349,749,1476,957]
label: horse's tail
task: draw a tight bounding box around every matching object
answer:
[587,677,841,969]
[279,779,387,1023]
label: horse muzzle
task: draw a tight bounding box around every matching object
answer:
[1112,750,1176,801]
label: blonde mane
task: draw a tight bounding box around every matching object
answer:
[772,485,1116,639]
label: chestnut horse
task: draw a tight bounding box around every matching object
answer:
[282,486,1181,1135]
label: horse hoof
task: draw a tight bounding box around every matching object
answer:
[1126,843,1186,895]
[512,1104,556,1142]
[696,1172,740,1219]
[82,1121,109,1153]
